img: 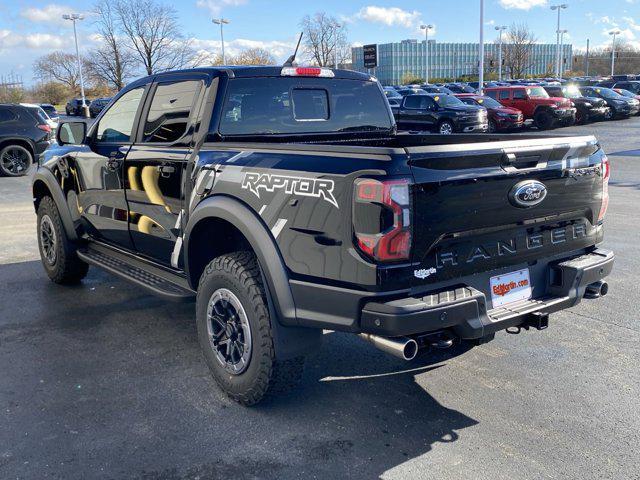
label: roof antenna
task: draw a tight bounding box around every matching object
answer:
[283,32,303,67]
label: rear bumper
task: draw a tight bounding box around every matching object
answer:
[358,248,614,339]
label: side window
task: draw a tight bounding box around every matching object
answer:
[513,89,527,100]
[485,90,498,99]
[404,96,422,109]
[96,87,145,143]
[0,107,16,123]
[143,80,201,143]
[499,90,511,100]
[422,97,436,110]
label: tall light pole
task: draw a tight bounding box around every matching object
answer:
[609,30,621,76]
[332,23,342,69]
[420,24,433,84]
[557,29,568,78]
[212,18,230,65]
[495,25,507,81]
[62,13,88,117]
[550,4,568,78]
[478,0,484,95]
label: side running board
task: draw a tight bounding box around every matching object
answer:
[77,243,195,302]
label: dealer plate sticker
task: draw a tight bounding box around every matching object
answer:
[490,268,532,308]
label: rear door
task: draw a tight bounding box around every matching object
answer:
[407,137,605,295]
[124,73,207,267]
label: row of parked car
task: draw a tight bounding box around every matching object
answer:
[384,77,640,134]
[65,97,113,118]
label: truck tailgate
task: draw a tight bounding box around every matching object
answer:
[407,135,606,288]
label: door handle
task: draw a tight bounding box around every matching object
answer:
[157,165,175,177]
[106,156,120,172]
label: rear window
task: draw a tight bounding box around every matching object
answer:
[218,77,393,136]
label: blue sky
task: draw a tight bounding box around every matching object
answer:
[1,0,639,85]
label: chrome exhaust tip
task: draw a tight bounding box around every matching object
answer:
[358,333,419,361]
[585,280,609,299]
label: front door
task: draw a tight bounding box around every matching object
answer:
[73,86,147,249]
[125,76,205,267]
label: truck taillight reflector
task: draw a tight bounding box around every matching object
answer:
[598,155,610,222]
[353,178,411,263]
[281,67,335,78]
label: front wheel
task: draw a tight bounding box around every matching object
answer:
[37,196,89,284]
[438,120,454,135]
[534,110,554,130]
[604,108,614,120]
[196,251,305,405]
[488,120,497,133]
[0,144,33,177]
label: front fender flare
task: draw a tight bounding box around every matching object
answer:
[32,167,78,241]
[184,195,296,326]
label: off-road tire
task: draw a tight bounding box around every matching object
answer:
[488,120,497,133]
[36,196,88,284]
[196,251,305,405]
[534,110,554,130]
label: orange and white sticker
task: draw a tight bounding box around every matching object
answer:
[489,268,532,308]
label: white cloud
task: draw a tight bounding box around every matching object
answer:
[0,30,71,50]
[357,6,422,29]
[499,0,547,10]
[485,19,496,26]
[623,17,640,31]
[196,0,247,16]
[21,4,76,27]
[190,37,296,62]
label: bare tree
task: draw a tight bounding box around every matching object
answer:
[502,23,537,79]
[33,52,88,91]
[88,0,137,90]
[115,0,197,75]
[299,12,350,67]
[231,48,276,65]
[574,43,640,76]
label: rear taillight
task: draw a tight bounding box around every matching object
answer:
[598,155,610,222]
[37,124,51,133]
[353,178,411,263]
[280,67,335,78]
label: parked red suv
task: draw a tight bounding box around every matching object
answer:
[455,94,523,132]
[484,86,575,130]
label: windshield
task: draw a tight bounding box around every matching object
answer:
[475,96,502,108]
[434,95,464,107]
[218,77,393,136]
[596,88,623,99]
[561,86,582,99]
[384,89,401,99]
[526,87,549,98]
[616,89,635,98]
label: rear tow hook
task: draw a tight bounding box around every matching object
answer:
[507,312,550,334]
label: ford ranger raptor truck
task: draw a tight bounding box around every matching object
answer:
[32,66,614,405]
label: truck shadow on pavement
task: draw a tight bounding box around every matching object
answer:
[0,261,479,480]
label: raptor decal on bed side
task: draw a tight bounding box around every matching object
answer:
[241,172,339,209]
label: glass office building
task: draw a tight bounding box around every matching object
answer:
[352,39,572,85]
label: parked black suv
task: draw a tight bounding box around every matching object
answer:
[0,104,51,176]
[65,98,91,116]
[579,86,640,118]
[544,85,610,124]
[89,97,112,118]
[392,93,488,133]
[33,66,613,405]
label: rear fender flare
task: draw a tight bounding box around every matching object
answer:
[32,167,78,241]
[184,195,296,326]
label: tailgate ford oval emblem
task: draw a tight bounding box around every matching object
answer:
[509,180,547,208]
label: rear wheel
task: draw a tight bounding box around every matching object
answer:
[196,251,305,405]
[37,196,89,284]
[534,110,554,130]
[0,144,33,177]
[438,120,454,135]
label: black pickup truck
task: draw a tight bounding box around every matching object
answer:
[33,66,614,405]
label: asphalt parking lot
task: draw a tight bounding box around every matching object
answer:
[1,118,639,480]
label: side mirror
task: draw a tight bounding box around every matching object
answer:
[57,122,87,146]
